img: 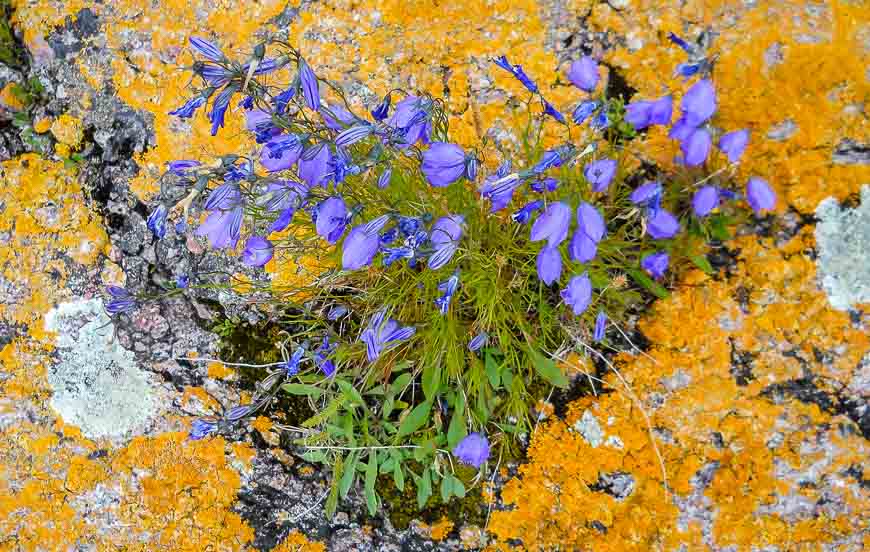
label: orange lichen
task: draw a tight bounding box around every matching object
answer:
[272,530,327,552]
[49,113,84,147]
[427,517,455,541]
[208,360,236,380]
[488,230,870,549]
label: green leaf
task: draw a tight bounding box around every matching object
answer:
[422,363,441,400]
[281,383,324,397]
[627,268,670,299]
[416,469,432,509]
[451,476,466,499]
[484,353,501,388]
[339,451,358,498]
[336,379,365,407]
[382,396,395,418]
[530,349,569,389]
[392,452,405,492]
[325,456,343,518]
[397,401,432,438]
[689,254,714,275]
[300,450,327,463]
[390,373,413,396]
[365,451,378,516]
[440,473,452,503]
[447,396,467,449]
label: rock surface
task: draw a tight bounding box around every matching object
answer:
[0,0,868,550]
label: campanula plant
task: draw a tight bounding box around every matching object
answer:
[126,34,777,517]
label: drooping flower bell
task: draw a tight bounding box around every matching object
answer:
[421,142,472,187]
[147,204,169,239]
[105,286,137,314]
[692,186,719,217]
[241,236,274,267]
[566,56,599,92]
[625,96,673,130]
[680,127,712,167]
[572,100,599,125]
[492,55,539,94]
[314,196,347,244]
[680,79,716,127]
[646,208,681,239]
[479,161,520,212]
[468,332,489,352]
[453,432,490,468]
[428,214,464,269]
[561,273,592,315]
[569,202,606,263]
[530,201,571,246]
[341,215,389,270]
[387,96,432,147]
[512,200,544,224]
[189,418,219,440]
[536,245,562,285]
[593,311,607,342]
[583,158,617,192]
[718,129,749,164]
[370,93,391,121]
[298,58,320,111]
[196,206,244,249]
[641,251,669,280]
[260,134,303,172]
[299,143,332,187]
[746,177,776,214]
[359,308,416,362]
[435,271,460,315]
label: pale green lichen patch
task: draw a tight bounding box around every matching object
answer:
[815,185,870,310]
[43,298,163,440]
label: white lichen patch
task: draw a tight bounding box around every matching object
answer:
[44,298,161,440]
[815,185,870,310]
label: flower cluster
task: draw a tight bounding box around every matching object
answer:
[129,34,777,510]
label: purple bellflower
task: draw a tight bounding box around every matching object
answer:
[512,200,544,224]
[561,273,592,315]
[170,95,207,119]
[428,214,464,269]
[260,134,304,172]
[299,143,332,187]
[566,56,599,92]
[360,308,416,362]
[536,246,562,285]
[718,129,749,163]
[245,109,280,143]
[322,103,354,131]
[314,336,336,377]
[492,55,538,94]
[388,96,432,147]
[680,79,716,126]
[646,208,681,239]
[680,127,712,166]
[105,286,136,314]
[625,96,673,130]
[378,167,392,189]
[480,161,520,212]
[543,100,566,124]
[569,202,605,263]
[641,251,669,280]
[692,186,719,217]
[189,36,224,62]
[572,100,600,125]
[371,93,391,121]
[241,236,274,267]
[468,332,488,352]
[208,85,237,136]
[335,124,374,147]
[421,142,469,187]
[530,201,571,246]
[196,206,244,249]
[298,59,320,111]
[189,418,219,440]
[746,177,776,213]
[314,196,348,244]
[167,159,201,175]
[176,274,190,289]
[593,311,607,342]
[342,215,390,270]
[435,271,460,315]
[530,177,559,193]
[584,158,617,192]
[630,181,663,211]
[147,204,169,239]
[453,432,490,468]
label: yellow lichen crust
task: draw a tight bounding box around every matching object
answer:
[488,231,870,549]
[272,530,327,552]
